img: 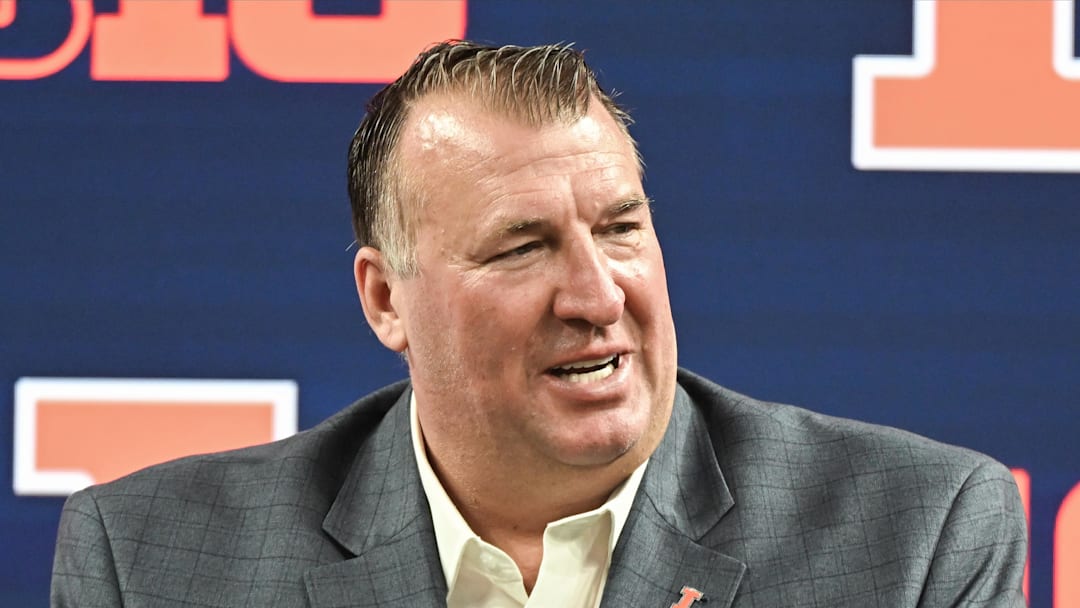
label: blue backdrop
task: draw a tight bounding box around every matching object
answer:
[2,1,1077,606]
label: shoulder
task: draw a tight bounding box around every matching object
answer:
[675,369,1027,606]
[71,378,411,522]
[674,367,1021,536]
[52,379,413,605]
[676,367,1006,483]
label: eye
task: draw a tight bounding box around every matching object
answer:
[605,222,640,236]
[494,241,542,260]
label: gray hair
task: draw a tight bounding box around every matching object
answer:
[346,41,637,276]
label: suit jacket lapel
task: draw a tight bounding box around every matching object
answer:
[305,387,447,608]
[602,385,746,608]
[302,381,745,607]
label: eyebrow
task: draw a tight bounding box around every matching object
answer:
[605,197,651,218]
[491,197,653,239]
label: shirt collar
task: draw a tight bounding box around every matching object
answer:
[409,389,648,589]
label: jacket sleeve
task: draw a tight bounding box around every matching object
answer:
[917,460,1028,608]
[51,489,124,608]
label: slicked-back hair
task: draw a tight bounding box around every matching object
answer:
[346,40,637,276]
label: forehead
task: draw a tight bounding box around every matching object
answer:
[403,92,633,164]
[396,93,639,205]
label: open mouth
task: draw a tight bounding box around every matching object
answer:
[548,354,620,384]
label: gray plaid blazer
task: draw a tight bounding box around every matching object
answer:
[51,369,1027,607]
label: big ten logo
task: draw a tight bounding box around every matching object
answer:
[853,0,1080,172]
[13,377,297,495]
[0,0,467,82]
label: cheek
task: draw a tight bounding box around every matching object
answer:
[620,253,670,311]
[460,278,552,360]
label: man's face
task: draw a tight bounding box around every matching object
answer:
[381,94,677,476]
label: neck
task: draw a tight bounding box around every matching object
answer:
[425,446,633,594]
[427,439,633,529]
[413,394,648,537]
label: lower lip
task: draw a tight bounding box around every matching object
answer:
[541,355,631,402]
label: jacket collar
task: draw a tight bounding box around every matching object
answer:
[601,383,746,608]
[305,386,448,607]
[303,379,746,608]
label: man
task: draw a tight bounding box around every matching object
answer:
[52,41,1027,607]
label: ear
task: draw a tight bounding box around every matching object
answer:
[354,247,408,352]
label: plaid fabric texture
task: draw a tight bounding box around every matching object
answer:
[51,371,1027,607]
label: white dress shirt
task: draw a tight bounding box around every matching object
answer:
[410,392,647,608]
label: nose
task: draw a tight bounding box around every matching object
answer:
[552,237,625,327]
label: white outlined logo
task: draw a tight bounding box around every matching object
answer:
[853,0,1080,172]
[14,377,297,496]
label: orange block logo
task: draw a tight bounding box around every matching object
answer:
[853,0,1080,172]
[13,377,297,496]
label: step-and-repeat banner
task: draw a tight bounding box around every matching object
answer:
[2,1,1077,606]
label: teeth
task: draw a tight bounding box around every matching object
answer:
[551,355,619,384]
[564,364,615,383]
[557,356,614,371]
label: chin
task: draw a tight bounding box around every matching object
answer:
[552,432,642,469]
